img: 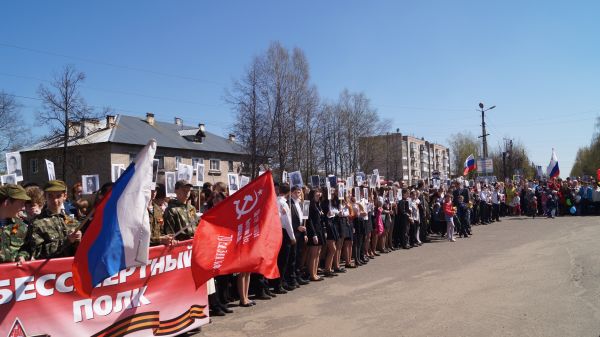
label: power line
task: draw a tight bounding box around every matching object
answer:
[0,72,224,107]
[0,42,227,86]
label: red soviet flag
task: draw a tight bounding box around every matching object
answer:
[191,171,282,288]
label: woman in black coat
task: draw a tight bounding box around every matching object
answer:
[305,188,325,281]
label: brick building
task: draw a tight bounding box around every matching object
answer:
[19,113,247,189]
[359,132,450,185]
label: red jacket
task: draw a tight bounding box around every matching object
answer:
[443,201,455,217]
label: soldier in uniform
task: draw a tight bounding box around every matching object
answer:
[163,180,198,241]
[149,183,173,246]
[21,180,82,259]
[0,185,31,263]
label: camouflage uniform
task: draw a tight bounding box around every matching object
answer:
[163,199,198,240]
[149,201,165,246]
[0,184,31,262]
[22,208,80,259]
[0,217,29,262]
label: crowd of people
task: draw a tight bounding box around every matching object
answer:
[1,174,599,322]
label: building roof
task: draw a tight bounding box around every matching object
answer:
[21,114,246,156]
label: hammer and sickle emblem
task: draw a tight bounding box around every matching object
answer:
[234,190,260,219]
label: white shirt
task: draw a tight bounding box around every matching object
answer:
[277,196,295,240]
[291,197,303,220]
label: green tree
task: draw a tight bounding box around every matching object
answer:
[447,132,479,178]
[571,116,600,177]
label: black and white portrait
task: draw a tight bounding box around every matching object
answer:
[327,175,337,188]
[195,163,205,186]
[302,200,310,220]
[1,174,17,185]
[152,159,159,184]
[289,171,303,188]
[310,175,320,188]
[5,152,23,182]
[240,175,250,188]
[337,183,345,200]
[177,164,193,182]
[355,174,363,187]
[354,187,361,200]
[45,159,55,181]
[165,171,176,197]
[82,175,100,195]
[111,164,126,183]
[228,173,239,193]
[347,176,354,189]
[282,171,288,184]
[318,176,326,188]
[369,174,378,188]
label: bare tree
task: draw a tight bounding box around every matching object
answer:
[0,92,32,172]
[37,65,101,180]
[227,57,277,178]
[228,43,387,183]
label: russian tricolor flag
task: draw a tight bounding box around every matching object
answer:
[73,140,156,297]
[546,148,560,179]
[463,154,476,176]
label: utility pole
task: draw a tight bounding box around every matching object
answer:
[502,138,513,180]
[478,102,496,158]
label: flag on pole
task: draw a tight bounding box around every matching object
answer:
[463,154,476,176]
[72,139,156,297]
[546,148,560,179]
[191,171,282,288]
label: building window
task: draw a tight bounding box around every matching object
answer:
[192,157,203,168]
[209,159,220,171]
[228,161,234,172]
[175,156,182,169]
[30,158,38,174]
[129,153,138,163]
[156,155,165,169]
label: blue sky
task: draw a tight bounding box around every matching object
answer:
[2,1,599,175]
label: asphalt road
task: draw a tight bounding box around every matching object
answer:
[195,215,600,337]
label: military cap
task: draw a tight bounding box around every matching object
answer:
[44,180,67,192]
[0,184,31,201]
[175,180,193,190]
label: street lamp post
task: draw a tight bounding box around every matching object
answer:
[478,102,496,158]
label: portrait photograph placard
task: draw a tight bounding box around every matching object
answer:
[282,171,288,184]
[82,174,100,195]
[45,159,56,181]
[337,182,344,200]
[310,175,320,188]
[5,152,23,182]
[1,174,17,185]
[152,159,159,184]
[354,187,361,200]
[302,200,310,220]
[195,163,205,187]
[228,173,240,194]
[177,163,193,182]
[346,176,354,189]
[289,171,303,188]
[327,175,337,188]
[165,171,176,197]
[240,175,250,188]
[369,174,378,189]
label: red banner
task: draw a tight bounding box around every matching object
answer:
[191,171,282,288]
[0,241,208,337]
